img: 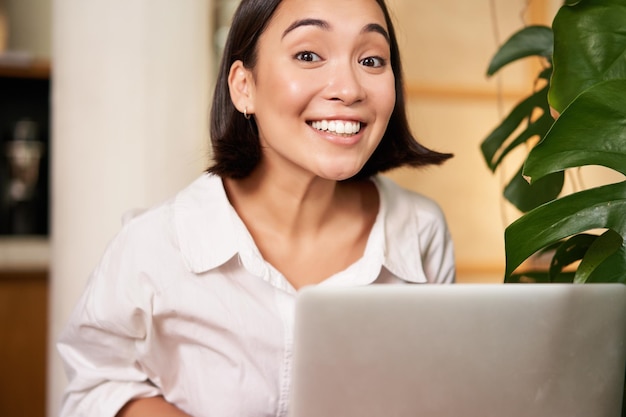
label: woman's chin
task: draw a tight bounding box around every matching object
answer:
[315,165,363,181]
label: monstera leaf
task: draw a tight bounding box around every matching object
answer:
[504,0,626,283]
[486,25,553,76]
[505,182,626,282]
[482,29,559,213]
[548,0,626,113]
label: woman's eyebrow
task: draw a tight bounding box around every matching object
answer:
[282,19,390,45]
[282,19,330,39]
[363,23,390,45]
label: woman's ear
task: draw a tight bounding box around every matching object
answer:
[228,60,256,116]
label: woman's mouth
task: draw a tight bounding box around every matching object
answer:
[309,120,362,135]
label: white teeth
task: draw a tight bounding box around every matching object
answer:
[311,120,361,135]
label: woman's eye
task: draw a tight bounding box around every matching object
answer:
[360,56,386,68]
[295,51,321,62]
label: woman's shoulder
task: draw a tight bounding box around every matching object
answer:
[117,174,239,275]
[90,175,229,284]
[120,174,226,235]
[373,175,446,222]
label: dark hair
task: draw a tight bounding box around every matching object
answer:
[207,0,452,179]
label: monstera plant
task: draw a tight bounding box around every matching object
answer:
[482,0,626,284]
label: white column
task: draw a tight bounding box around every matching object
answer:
[47,1,212,415]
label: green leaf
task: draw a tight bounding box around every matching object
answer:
[574,229,623,283]
[504,181,626,277]
[481,84,550,171]
[524,80,626,182]
[548,234,596,281]
[504,168,564,212]
[585,244,626,284]
[490,112,554,171]
[487,26,554,76]
[549,0,626,112]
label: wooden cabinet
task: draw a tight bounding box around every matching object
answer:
[0,59,51,415]
[0,59,50,416]
[0,270,48,417]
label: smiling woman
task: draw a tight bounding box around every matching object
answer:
[56,1,455,416]
[208,0,451,181]
[223,0,396,182]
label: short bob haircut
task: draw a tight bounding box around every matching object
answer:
[208,0,452,180]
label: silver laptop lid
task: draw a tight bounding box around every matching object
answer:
[289,284,626,417]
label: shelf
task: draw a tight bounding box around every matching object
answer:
[0,237,49,271]
[0,56,50,79]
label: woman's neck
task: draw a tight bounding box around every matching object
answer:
[223,164,340,239]
[222,164,379,288]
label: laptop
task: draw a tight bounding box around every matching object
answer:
[288,284,626,417]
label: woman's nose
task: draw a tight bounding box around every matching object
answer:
[324,61,366,105]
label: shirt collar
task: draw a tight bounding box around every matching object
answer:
[174,174,239,273]
[174,174,427,284]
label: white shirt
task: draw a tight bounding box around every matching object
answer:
[58,174,455,417]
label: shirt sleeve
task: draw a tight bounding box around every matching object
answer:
[419,202,456,284]
[57,227,162,417]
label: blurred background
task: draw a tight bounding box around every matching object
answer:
[0,0,567,415]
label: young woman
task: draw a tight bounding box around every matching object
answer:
[58,0,455,416]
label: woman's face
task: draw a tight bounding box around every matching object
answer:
[234,0,395,181]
